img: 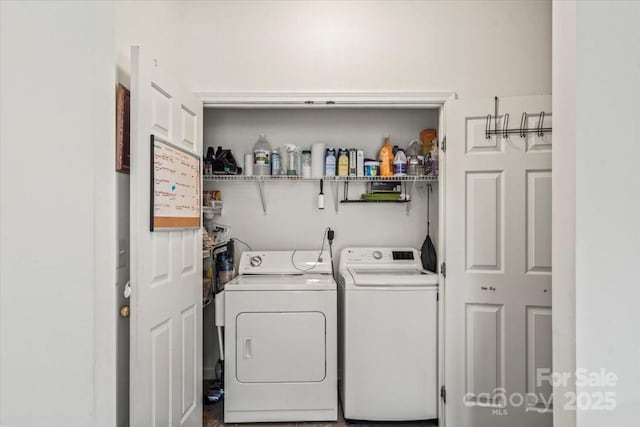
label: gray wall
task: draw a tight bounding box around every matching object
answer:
[575,2,640,426]
[0,2,116,426]
[552,2,576,426]
[181,0,551,98]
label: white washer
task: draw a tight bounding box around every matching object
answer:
[223,250,337,423]
[338,247,439,421]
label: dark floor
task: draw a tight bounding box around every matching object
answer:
[203,400,345,427]
[203,397,438,427]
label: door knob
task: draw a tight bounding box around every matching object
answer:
[120,305,130,318]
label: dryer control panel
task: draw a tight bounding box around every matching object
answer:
[238,250,332,275]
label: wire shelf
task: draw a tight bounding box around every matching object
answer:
[202,202,223,217]
[203,175,438,182]
[202,175,437,215]
[340,199,411,204]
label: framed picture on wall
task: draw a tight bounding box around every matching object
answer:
[116,83,130,173]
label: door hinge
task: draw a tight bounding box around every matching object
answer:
[441,136,446,153]
[440,262,446,278]
[436,292,439,301]
[440,385,447,404]
[123,281,132,299]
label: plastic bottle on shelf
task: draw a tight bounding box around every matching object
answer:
[407,139,423,176]
[420,129,437,155]
[271,149,280,175]
[284,144,300,176]
[429,139,439,176]
[204,147,215,176]
[337,148,349,176]
[393,148,407,176]
[348,149,357,176]
[252,133,272,176]
[423,152,432,175]
[325,148,336,176]
[311,143,326,178]
[301,150,312,178]
[356,149,364,176]
[244,153,253,176]
[379,136,394,177]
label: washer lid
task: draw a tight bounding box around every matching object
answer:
[225,274,336,291]
[348,268,439,287]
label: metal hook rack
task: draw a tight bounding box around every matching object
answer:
[485,96,552,139]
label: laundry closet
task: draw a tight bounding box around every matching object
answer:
[200,101,443,383]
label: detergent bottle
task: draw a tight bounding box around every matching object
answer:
[393,148,407,176]
[379,135,394,177]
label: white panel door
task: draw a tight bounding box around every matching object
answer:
[130,46,203,427]
[445,96,552,427]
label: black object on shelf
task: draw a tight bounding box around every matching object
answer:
[212,146,241,175]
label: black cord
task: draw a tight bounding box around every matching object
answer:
[291,227,329,272]
[233,237,252,251]
[231,237,252,277]
[329,239,335,279]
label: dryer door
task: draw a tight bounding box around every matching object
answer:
[236,312,326,383]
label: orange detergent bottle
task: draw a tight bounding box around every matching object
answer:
[379,135,394,177]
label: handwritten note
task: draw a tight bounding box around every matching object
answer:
[152,139,200,230]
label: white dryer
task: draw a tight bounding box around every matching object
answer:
[338,247,439,421]
[222,250,337,423]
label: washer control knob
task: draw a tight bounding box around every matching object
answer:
[372,250,383,260]
[250,256,262,267]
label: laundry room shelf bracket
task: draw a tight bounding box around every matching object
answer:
[256,179,267,214]
[330,180,340,213]
[405,179,418,215]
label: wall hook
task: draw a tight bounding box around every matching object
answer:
[520,112,528,138]
[494,96,499,139]
[502,113,510,139]
[485,114,492,139]
[537,111,546,137]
